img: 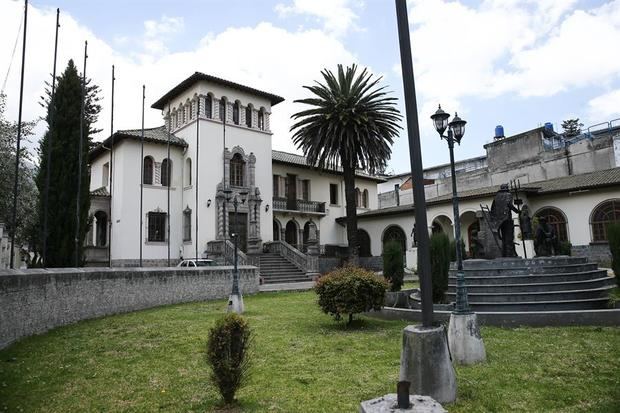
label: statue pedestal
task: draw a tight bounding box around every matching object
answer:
[516,239,535,259]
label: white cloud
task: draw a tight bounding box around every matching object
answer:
[0,1,357,157]
[142,15,184,54]
[588,89,620,120]
[275,0,362,36]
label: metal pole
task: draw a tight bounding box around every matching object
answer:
[42,7,59,267]
[232,198,239,295]
[108,65,115,267]
[74,40,87,267]
[139,85,145,267]
[394,0,434,326]
[195,97,199,259]
[167,102,171,267]
[447,134,470,313]
[9,0,28,269]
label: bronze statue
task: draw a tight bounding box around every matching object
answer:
[534,217,558,256]
[519,204,533,240]
[490,184,519,257]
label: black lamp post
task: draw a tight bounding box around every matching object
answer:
[223,188,247,309]
[431,105,470,314]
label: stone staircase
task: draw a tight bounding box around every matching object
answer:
[447,257,616,312]
[259,253,309,284]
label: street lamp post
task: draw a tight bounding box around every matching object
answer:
[224,188,247,313]
[431,105,486,365]
[430,105,469,313]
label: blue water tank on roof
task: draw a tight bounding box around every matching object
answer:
[544,122,554,132]
[494,125,504,139]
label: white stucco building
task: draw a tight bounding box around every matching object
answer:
[86,73,620,273]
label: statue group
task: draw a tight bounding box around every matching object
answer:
[475,183,559,259]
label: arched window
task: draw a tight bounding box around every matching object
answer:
[382,225,407,257]
[161,158,172,187]
[258,109,265,130]
[358,229,371,257]
[233,101,240,125]
[205,95,213,118]
[534,207,568,242]
[184,158,192,187]
[219,98,226,122]
[246,106,252,127]
[285,220,298,248]
[355,188,361,207]
[230,153,245,187]
[183,208,192,242]
[591,199,620,242]
[273,220,281,241]
[143,156,154,185]
[189,101,194,120]
[362,189,369,208]
[95,211,107,247]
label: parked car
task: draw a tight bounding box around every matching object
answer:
[177,259,216,267]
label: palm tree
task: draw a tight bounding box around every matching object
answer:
[291,64,401,262]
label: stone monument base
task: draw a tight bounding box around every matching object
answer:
[447,312,486,365]
[360,394,446,413]
[400,325,457,404]
[227,293,244,314]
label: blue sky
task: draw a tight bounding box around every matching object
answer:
[1,0,619,173]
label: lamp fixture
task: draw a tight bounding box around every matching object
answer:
[265,204,270,212]
[207,199,212,207]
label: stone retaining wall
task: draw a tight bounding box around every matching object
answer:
[572,244,612,266]
[0,266,259,350]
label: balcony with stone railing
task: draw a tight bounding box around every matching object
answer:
[272,197,326,215]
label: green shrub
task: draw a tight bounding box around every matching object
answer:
[449,239,467,261]
[382,241,404,292]
[558,241,572,256]
[315,266,387,324]
[608,223,620,287]
[206,314,252,404]
[430,233,451,303]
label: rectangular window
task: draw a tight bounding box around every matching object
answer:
[330,183,338,205]
[273,175,280,197]
[148,212,167,242]
[102,162,109,187]
[302,180,310,201]
[183,210,192,241]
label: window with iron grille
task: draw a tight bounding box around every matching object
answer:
[143,157,153,185]
[205,96,212,118]
[273,175,280,197]
[233,102,240,125]
[246,106,252,127]
[183,209,192,241]
[161,158,172,187]
[591,199,620,242]
[148,212,166,242]
[230,153,245,187]
[302,180,310,201]
[219,99,226,122]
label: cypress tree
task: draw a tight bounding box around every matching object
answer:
[36,60,101,267]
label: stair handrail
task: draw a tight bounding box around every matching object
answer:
[207,239,258,267]
[264,240,318,274]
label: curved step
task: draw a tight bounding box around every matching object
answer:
[467,297,610,312]
[445,286,613,303]
[453,257,587,269]
[448,269,608,285]
[449,263,599,276]
[447,276,615,293]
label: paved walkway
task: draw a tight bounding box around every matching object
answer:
[259,281,315,292]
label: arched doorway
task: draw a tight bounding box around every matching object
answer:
[273,219,281,241]
[534,207,569,242]
[358,229,371,257]
[94,211,108,247]
[382,225,406,257]
[303,221,311,252]
[432,215,453,239]
[285,220,298,248]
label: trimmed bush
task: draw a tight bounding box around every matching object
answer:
[315,266,388,324]
[430,233,451,303]
[206,314,252,404]
[558,241,572,256]
[382,240,404,292]
[608,223,620,286]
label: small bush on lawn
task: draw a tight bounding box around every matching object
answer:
[383,240,404,292]
[431,233,451,303]
[608,223,620,286]
[315,266,387,324]
[206,313,252,404]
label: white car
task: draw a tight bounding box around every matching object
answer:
[177,259,216,267]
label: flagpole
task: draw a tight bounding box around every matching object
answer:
[139,85,145,267]
[75,40,87,267]
[108,65,115,267]
[167,102,171,267]
[42,7,59,267]
[9,0,28,269]
[195,97,200,259]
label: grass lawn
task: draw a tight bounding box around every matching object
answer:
[0,290,618,412]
